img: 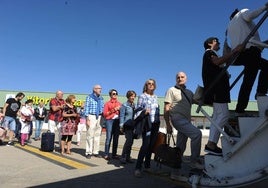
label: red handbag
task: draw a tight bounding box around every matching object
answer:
[152,132,167,153]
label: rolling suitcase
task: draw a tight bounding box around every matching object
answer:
[41,130,55,152]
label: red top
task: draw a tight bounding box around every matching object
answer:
[48,98,65,122]
[103,98,121,120]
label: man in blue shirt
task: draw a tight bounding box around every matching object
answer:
[84,84,104,159]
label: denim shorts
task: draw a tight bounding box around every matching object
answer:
[2,116,16,131]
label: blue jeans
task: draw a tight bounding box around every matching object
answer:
[171,117,201,162]
[135,123,159,170]
[3,116,16,131]
[104,119,120,156]
[135,132,150,170]
[35,120,44,138]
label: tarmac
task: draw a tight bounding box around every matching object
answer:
[0,129,210,188]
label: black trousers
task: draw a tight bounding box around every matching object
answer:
[135,123,159,170]
[234,46,268,113]
[121,128,134,159]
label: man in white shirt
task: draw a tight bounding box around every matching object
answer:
[227,3,268,116]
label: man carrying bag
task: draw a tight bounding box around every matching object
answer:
[163,71,203,170]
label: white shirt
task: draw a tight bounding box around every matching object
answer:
[20,105,34,134]
[38,106,43,115]
[227,6,267,50]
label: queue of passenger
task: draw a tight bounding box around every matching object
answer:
[1,2,268,178]
[0,79,199,178]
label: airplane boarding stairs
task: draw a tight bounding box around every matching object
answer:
[189,96,268,187]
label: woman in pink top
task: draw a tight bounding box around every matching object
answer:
[103,89,122,160]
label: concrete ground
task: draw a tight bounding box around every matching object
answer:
[1,130,268,188]
[0,130,210,188]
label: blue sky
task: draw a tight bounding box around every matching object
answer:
[1,0,267,100]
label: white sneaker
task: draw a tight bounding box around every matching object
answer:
[6,141,14,146]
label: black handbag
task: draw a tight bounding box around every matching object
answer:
[154,134,182,168]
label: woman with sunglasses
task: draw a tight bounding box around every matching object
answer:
[134,79,160,178]
[103,89,122,160]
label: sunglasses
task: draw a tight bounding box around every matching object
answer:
[213,39,220,44]
[112,92,118,96]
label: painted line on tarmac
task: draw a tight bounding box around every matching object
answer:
[15,143,96,170]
